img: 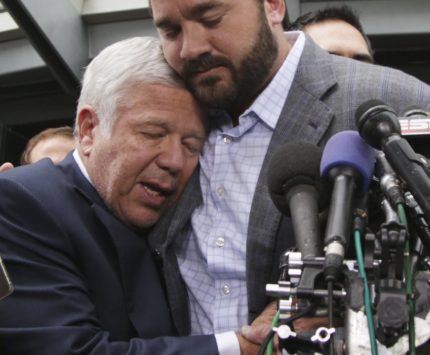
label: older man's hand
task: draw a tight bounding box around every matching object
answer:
[240,301,331,354]
[239,301,277,354]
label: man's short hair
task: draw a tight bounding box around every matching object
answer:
[76,36,185,136]
[20,126,74,165]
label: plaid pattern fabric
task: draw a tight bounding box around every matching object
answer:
[176,32,305,334]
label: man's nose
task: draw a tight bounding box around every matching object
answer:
[156,139,186,175]
[180,26,211,60]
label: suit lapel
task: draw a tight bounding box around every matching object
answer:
[166,170,202,244]
[61,153,175,337]
[246,38,338,318]
[148,169,202,249]
[146,169,202,335]
[91,204,175,337]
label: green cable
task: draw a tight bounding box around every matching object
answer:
[397,203,416,355]
[354,229,378,355]
[267,310,281,355]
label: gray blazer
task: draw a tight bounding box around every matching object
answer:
[148,37,430,335]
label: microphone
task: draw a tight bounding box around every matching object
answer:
[375,151,405,207]
[401,105,430,117]
[356,99,430,224]
[320,130,376,280]
[399,105,430,134]
[267,141,328,258]
[399,105,430,158]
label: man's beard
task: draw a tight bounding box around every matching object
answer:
[181,15,279,111]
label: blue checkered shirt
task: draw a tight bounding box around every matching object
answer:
[176,32,306,334]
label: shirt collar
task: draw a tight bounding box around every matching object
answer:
[243,31,306,129]
[73,149,93,184]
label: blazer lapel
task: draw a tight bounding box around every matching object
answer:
[148,169,202,249]
[246,38,338,319]
[91,204,175,338]
[146,169,202,335]
[60,153,176,336]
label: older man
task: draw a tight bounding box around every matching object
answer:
[0,36,265,354]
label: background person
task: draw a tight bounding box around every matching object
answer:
[20,126,75,165]
[288,5,374,63]
[0,126,75,172]
[149,0,430,351]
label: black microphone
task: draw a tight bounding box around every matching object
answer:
[267,141,328,258]
[399,105,430,158]
[375,151,405,207]
[356,99,430,225]
[320,130,376,280]
[401,105,430,118]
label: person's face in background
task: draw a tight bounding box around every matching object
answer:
[151,0,282,116]
[79,83,206,230]
[304,19,374,63]
[29,136,75,164]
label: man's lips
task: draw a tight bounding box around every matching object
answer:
[143,185,163,197]
[200,66,224,77]
[187,65,225,78]
[138,182,176,208]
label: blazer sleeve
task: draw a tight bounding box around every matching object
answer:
[0,177,218,355]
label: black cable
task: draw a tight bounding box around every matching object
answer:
[327,280,335,355]
[258,303,316,355]
[257,328,276,355]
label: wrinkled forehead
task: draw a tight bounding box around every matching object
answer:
[120,83,207,130]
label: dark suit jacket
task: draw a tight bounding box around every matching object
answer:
[0,154,217,354]
[148,37,430,332]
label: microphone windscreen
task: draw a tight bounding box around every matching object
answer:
[398,106,430,157]
[320,130,376,193]
[355,99,388,127]
[355,100,401,149]
[268,141,326,216]
[400,105,430,118]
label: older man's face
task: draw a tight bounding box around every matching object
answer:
[81,83,206,229]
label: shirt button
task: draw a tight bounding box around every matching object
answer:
[223,136,231,144]
[216,187,225,197]
[215,237,225,248]
[223,285,230,295]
